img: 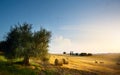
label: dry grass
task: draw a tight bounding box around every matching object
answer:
[0,53,120,75]
[49,53,120,75]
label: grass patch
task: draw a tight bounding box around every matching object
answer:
[0,61,38,75]
[0,55,7,61]
[43,69,60,75]
[0,54,100,75]
[0,54,39,75]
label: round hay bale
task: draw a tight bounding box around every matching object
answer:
[116,62,120,65]
[99,61,104,64]
[54,59,63,66]
[62,58,69,64]
[95,60,98,63]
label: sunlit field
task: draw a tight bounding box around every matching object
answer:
[0,51,120,75]
[49,53,120,75]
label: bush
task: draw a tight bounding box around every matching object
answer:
[79,53,87,56]
[63,52,66,54]
[87,53,92,56]
[75,53,79,56]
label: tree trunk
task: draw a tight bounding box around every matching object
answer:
[23,56,30,66]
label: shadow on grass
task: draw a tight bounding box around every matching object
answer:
[39,64,98,75]
[0,59,98,75]
[42,68,98,75]
[0,61,98,75]
[0,61,38,75]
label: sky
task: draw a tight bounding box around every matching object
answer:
[0,0,120,54]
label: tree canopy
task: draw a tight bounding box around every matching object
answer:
[0,23,51,65]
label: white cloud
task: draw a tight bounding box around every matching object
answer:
[48,1,120,54]
[51,24,120,53]
[49,36,72,53]
[49,34,120,54]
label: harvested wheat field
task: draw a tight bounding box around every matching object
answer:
[49,53,120,75]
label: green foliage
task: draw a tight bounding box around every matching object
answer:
[1,22,51,65]
[0,61,37,75]
[87,53,92,56]
[79,53,93,56]
[32,28,51,58]
[0,56,7,61]
[0,41,6,52]
[3,23,33,59]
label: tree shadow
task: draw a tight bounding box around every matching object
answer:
[0,61,38,75]
[40,64,98,75]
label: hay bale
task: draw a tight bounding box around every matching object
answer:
[95,60,98,63]
[62,58,69,64]
[99,61,104,64]
[54,59,63,66]
[116,62,120,65]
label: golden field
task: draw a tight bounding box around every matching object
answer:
[49,53,120,75]
[0,52,120,75]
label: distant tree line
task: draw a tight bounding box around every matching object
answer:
[63,51,93,56]
[70,52,92,56]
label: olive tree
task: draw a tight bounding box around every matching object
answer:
[3,23,51,65]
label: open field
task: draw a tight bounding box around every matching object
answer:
[49,53,120,75]
[0,52,120,75]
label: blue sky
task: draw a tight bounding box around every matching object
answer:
[0,0,120,53]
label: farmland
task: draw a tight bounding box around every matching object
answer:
[49,53,120,75]
[0,52,120,75]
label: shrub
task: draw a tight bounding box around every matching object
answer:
[87,53,92,56]
[63,52,66,54]
[79,53,87,56]
[75,53,79,56]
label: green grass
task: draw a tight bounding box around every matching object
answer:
[0,55,7,61]
[0,61,38,75]
[0,53,100,75]
[0,54,38,75]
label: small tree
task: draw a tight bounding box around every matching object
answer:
[63,52,66,54]
[70,51,73,55]
[75,53,79,56]
[3,23,51,65]
[79,53,87,56]
[87,53,92,56]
